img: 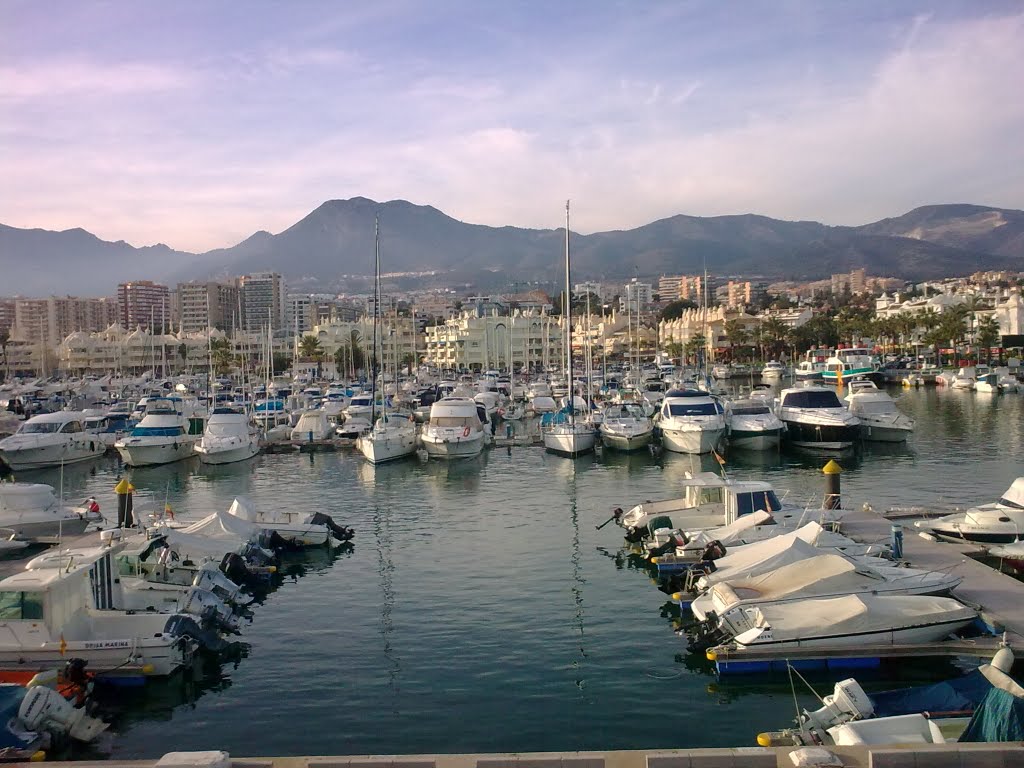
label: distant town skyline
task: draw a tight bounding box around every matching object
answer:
[3,1,1023,252]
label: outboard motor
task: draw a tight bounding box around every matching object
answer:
[307,512,355,542]
[700,540,727,561]
[180,587,239,632]
[192,565,242,604]
[18,685,108,743]
[685,613,728,653]
[163,614,230,653]
[648,531,688,559]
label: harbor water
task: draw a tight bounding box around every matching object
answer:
[9,385,1024,759]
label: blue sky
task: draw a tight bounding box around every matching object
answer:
[2,1,1022,252]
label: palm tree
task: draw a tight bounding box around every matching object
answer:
[177,342,188,373]
[723,319,750,362]
[209,337,233,375]
[664,341,683,364]
[684,334,707,368]
[298,334,323,360]
[349,330,365,374]
[758,317,789,360]
[975,315,1001,364]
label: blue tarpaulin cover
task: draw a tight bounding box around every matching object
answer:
[871,669,993,718]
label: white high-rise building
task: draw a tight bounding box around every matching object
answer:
[240,272,285,332]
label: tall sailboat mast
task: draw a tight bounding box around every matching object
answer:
[564,200,574,428]
[370,216,381,426]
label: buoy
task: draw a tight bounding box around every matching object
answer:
[141,664,155,674]
[650,556,660,564]
[30,751,46,762]
[671,591,683,601]
[705,649,717,661]
[756,733,772,747]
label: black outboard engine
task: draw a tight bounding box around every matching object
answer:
[685,613,727,653]
[700,540,727,561]
[307,512,355,542]
[258,529,296,552]
[647,531,688,559]
[163,614,229,653]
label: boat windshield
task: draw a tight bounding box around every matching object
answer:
[207,423,243,437]
[17,422,61,434]
[856,401,896,414]
[0,591,45,620]
[430,416,475,428]
[735,490,783,515]
[666,402,722,417]
[784,391,843,408]
[131,426,186,437]
[731,405,770,415]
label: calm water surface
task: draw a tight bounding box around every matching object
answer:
[14,385,1024,758]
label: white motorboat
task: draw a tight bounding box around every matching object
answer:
[115,396,204,467]
[843,381,915,442]
[529,395,558,414]
[225,496,340,547]
[795,355,828,382]
[995,367,1019,393]
[195,406,262,464]
[599,402,653,452]
[0,412,106,471]
[616,472,807,542]
[721,594,977,651]
[974,372,1000,394]
[357,412,418,464]
[689,552,963,622]
[711,364,731,380]
[473,391,503,423]
[290,409,332,442]
[726,398,785,450]
[420,397,487,459]
[83,410,131,449]
[0,548,205,677]
[777,386,860,449]
[821,348,882,385]
[344,393,375,421]
[915,477,1024,544]
[951,368,976,390]
[761,360,786,380]
[658,389,726,454]
[0,482,100,538]
[543,418,597,457]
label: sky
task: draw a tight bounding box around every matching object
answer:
[2,0,1023,253]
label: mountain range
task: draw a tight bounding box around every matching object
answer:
[2,199,1022,296]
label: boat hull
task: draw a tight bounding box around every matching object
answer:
[782,420,858,449]
[0,637,190,677]
[543,429,596,457]
[661,426,725,454]
[736,617,975,651]
[0,440,105,471]
[116,438,197,467]
[599,428,653,452]
[420,432,485,459]
[3,516,91,539]
[859,423,912,443]
[728,428,783,451]
[195,442,260,464]
[357,432,418,464]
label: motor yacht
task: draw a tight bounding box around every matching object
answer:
[658,389,726,454]
[0,412,106,471]
[598,402,653,452]
[195,406,261,464]
[915,477,1024,544]
[115,397,204,466]
[777,386,860,449]
[821,348,883,386]
[420,397,488,459]
[726,398,785,450]
[843,381,914,442]
[761,360,786,380]
[0,482,100,538]
[290,409,332,442]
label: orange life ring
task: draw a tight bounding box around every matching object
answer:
[462,426,471,437]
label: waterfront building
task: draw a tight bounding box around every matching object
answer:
[117,280,170,330]
[620,279,653,312]
[573,281,603,300]
[0,299,15,335]
[423,310,564,372]
[659,306,759,353]
[313,315,421,374]
[995,289,1024,339]
[176,281,240,334]
[11,296,119,347]
[239,272,285,332]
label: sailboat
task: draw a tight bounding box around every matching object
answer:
[357,216,418,464]
[543,201,596,457]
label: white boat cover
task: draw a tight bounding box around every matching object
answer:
[156,508,260,557]
[1000,478,1024,509]
[225,496,259,523]
[697,531,822,590]
[0,483,58,513]
[750,594,975,641]
[703,554,957,616]
[684,510,773,548]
